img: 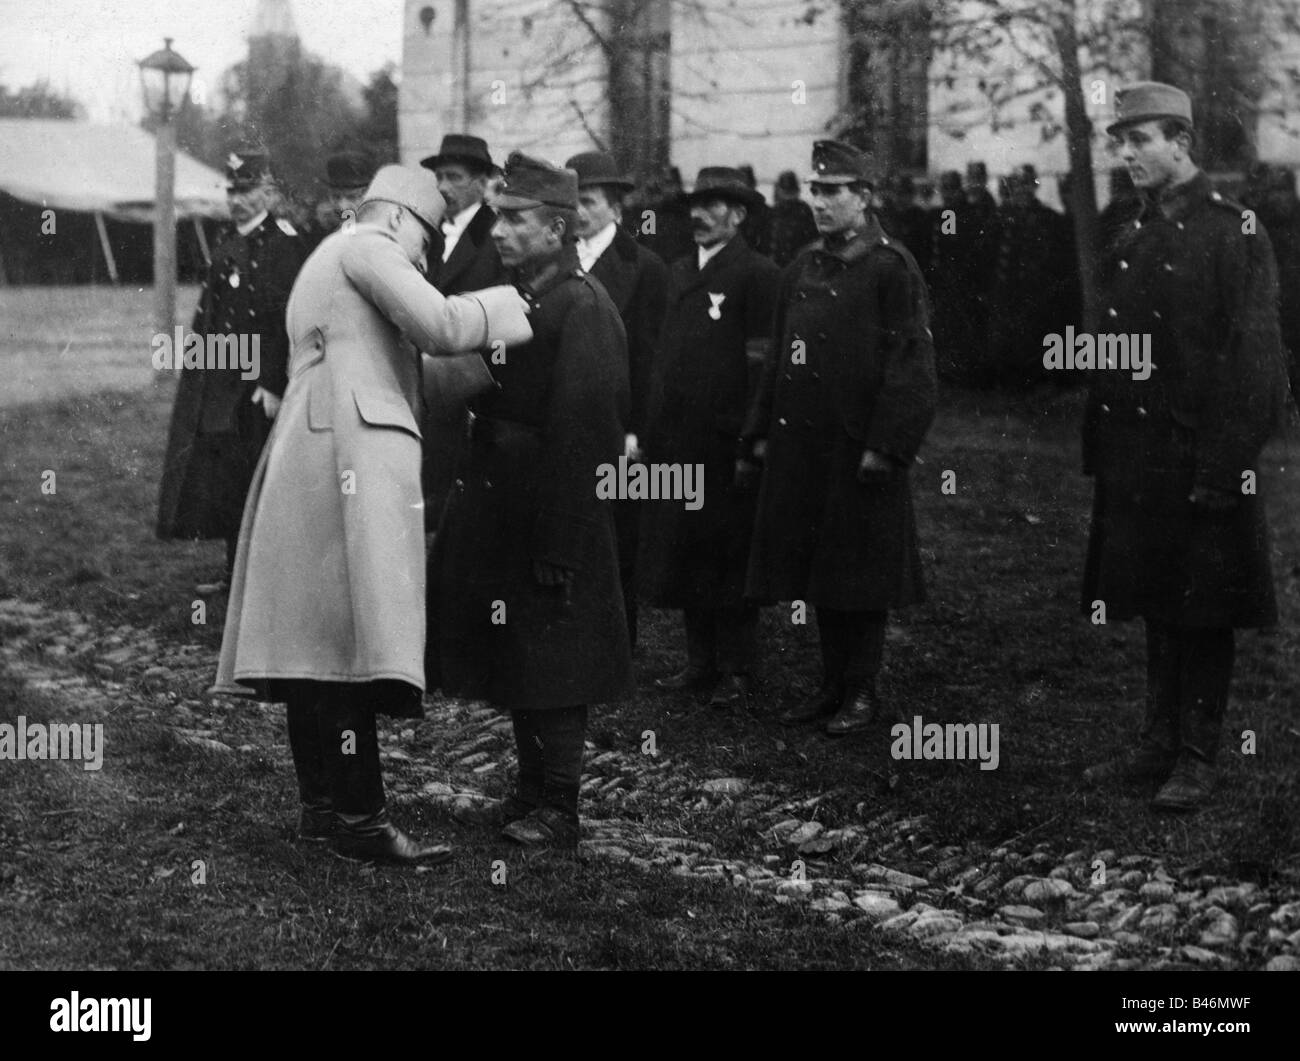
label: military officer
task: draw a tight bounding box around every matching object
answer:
[640,167,780,711]
[566,150,670,649]
[1081,82,1290,811]
[156,147,308,592]
[744,140,937,734]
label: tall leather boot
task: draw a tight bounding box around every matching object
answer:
[502,705,587,849]
[1085,620,1180,785]
[781,608,847,724]
[321,685,452,864]
[1153,628,1234,812]
[656,608,719,691]
[455,709,542,827]
[286,685,333,841]
[827,611,890,735]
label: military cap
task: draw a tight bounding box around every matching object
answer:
[360,164,447,236]
[807,140,875,185]
[323,150,377,190]
[774,170,801,195]
[419,133,498,175]
[565,151,634,192]
[965,160,988,185]
[494,151,579,210]
[1106,81,1193,135]
[226,147,273,189]
[685,166,764,210]
[938,170,963,194]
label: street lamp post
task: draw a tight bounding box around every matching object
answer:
[138,38,195,340]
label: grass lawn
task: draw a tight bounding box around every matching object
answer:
[1,286,1298,969]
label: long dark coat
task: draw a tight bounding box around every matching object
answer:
[420,203,509,531]
[589,226,670,581]
[427,246,633,710]
[639,235,780,609]
[1081,171,1289,629]
[744,217,937,610]
[156,214,306,540]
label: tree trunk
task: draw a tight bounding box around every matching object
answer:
[1054,6,1100,334]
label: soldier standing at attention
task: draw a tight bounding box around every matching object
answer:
[156,147,307,594]
[744,141,937,735]
[1081,82,1289,811]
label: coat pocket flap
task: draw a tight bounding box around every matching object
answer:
[353,388,422,439]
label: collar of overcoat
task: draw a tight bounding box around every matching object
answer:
[516,243,582,302]
[1149,169,1211,224]
[811,214,886,265]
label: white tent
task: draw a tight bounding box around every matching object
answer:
[0,119,229,223]
[0,119,229,282]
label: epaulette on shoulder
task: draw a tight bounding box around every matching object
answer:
[1206,188,1247,214]
[276,217,298,237]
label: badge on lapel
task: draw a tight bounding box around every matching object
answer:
[707,292,726,321]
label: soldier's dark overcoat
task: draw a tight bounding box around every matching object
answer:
[639,235,780,609]
[156,213,306,540]
[1081,171,1289,628]
[744,218,937,610]
[427,247,633,709]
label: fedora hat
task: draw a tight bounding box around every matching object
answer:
[685,166,763,210]
[419,134,498,175]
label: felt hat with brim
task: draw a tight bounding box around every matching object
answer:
[360,164,447,236]
[419,133,498,175]
[226,148,273,189]
[685,167,764,210]
[806,141,875,186]
[565,151,635,192]
[1107,81,1194,136]
[323,150,377,190]
[493,151,579,210]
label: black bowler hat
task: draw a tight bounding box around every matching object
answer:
[494,151,579,210]
[419,133,498,175]
[564,151,634,192]
[807,140,875,185]
[966,160,989,185]
[685,166,764,210]
[323,150,376,190]
[226,147,273,189]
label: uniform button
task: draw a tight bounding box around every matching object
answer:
[828,289,838,298]
[778,417,787,426]
[1163,263,1173,271]
[252,261,258,268]
[784,372,792,381]
[1137,407,1148,417]
[1100,404,1110,413]
[1211,191,1222,201]
[881,237,890,245]
[1107,307,1117,317]
[1152,310,1162,319]
[1134,220,1142,229]
[812,371,820,380]
[485,480,493,488]
[817,331,827,340]
[1119,260,1129,270]
[455,478,464,488]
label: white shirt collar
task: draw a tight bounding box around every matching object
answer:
[697,237,730,270]
[577,221,618,273]
[440,201,482,261]
[236,210,269,237]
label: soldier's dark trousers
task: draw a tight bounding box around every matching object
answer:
[816,608,887,692]
[683,606,758,677]
[1145,620,1234,766]
[286,684,385,819]
[614,499,640,649]
[510,706,588,821]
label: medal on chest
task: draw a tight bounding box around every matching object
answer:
[228,267,241,289]
[707,292,726,321]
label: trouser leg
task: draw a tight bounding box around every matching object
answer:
[509,709,545,809]
[714,605,758,677]
[1141,619,1180,758]
[318,685,385,821]
[815,607,848,691]
[683,607,717,673]
[285,685,330,813]
[841,610,887,692]
[1176,627,1234,767]
[534,705,588,821]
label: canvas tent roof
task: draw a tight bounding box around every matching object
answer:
[0,119,229,224]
